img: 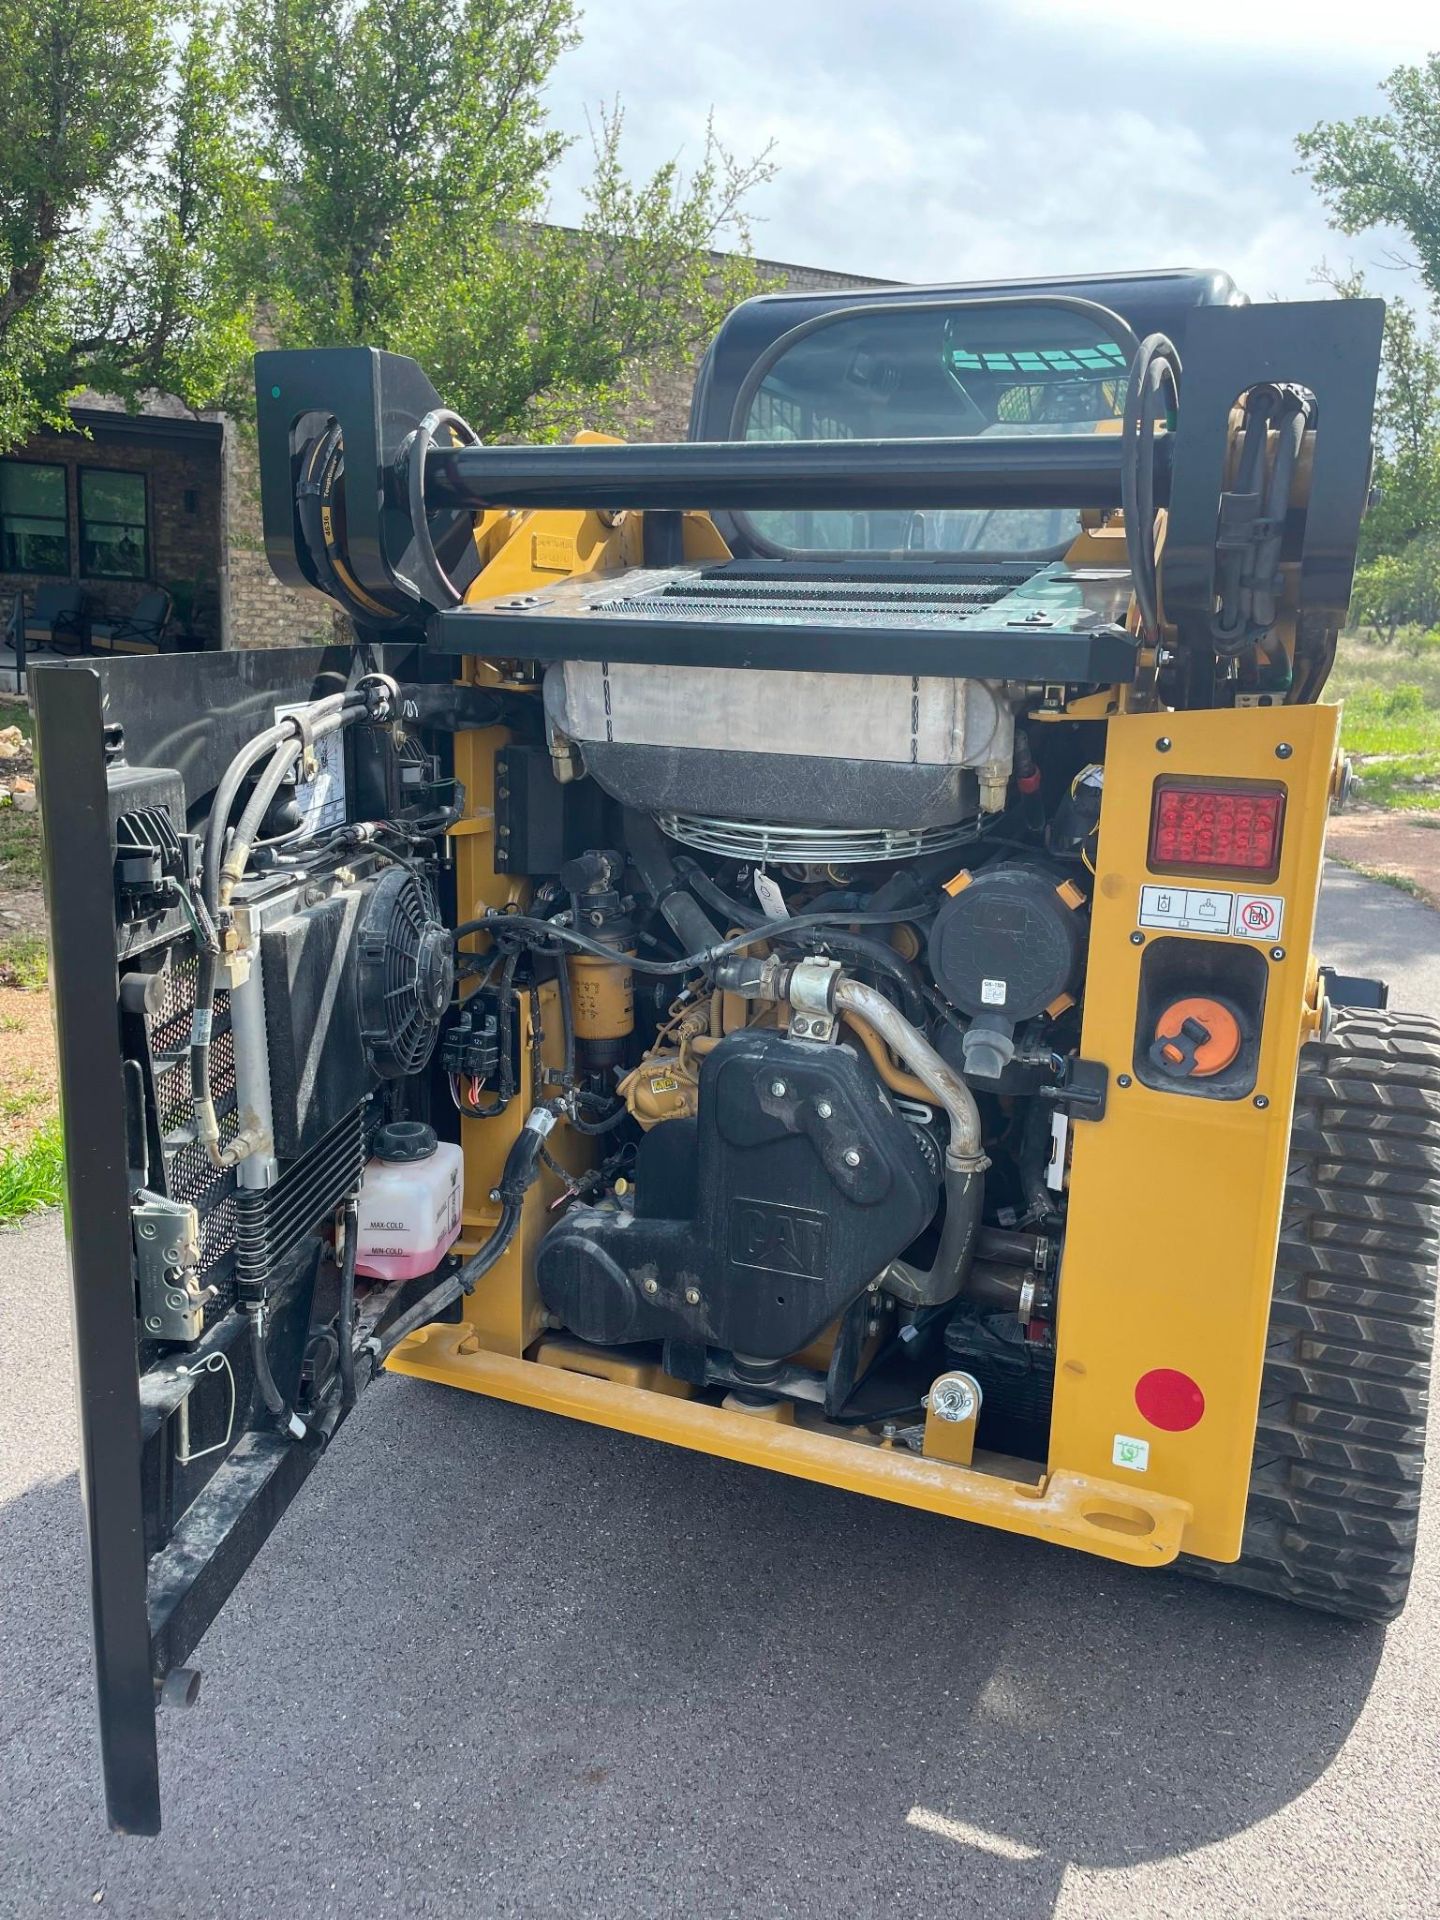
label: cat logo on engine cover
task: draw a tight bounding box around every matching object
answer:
[729,1199,829,1280]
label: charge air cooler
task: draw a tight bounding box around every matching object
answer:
[541,570,1017,861]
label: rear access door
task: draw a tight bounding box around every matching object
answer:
[33,643,442,1833]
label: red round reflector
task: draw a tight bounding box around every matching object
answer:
[1135,1368,1205,1432]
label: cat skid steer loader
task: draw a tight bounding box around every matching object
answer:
[34,270,1440,1834]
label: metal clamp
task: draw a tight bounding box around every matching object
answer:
[354,671,402,725]
[788,956,842,1043]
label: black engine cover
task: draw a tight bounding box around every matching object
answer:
[537,1030,938,1359]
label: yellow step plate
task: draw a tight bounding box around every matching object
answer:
[388,1326,1191,1569]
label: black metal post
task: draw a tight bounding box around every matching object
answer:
[32,665,163,1834]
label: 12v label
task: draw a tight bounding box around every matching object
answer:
[1138,885,1283,941]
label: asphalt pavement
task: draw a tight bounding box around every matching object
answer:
[2,863,1438,1919]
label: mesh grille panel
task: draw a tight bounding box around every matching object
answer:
[600,589,1015,630]
[150,950,200,1052]
[593,569,1019,629]
[655,574,1015,606]
[144,942,237,1318]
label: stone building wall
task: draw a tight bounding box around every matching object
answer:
[221,424,338,650]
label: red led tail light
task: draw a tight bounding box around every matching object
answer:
[1148,781,1285,879]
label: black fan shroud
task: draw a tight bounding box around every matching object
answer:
[356,866,454,1077]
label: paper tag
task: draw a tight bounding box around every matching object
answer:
[980,977,1007,1007]
[274,703,347,833]
[1045,1112,1069,1191]
[753,871,789,919]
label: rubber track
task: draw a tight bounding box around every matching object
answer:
[1179,1007,1440,1623]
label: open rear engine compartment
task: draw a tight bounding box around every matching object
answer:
[106,636,1109,1498]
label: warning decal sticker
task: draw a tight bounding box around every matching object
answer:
[1138,885,1283,942]
[1234,893,1284,939]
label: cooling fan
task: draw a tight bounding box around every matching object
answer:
[356,866,454,1076]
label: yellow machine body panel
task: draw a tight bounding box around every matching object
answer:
[386,1327,1194,1568]
[1050,702,1338,1561]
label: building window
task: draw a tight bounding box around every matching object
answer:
[79,468,148,579]
[0,461,70,575]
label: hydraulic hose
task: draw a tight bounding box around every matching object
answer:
[247,1302,314,1442]
[218,702,359,908]
[202,692,354,915]
[677,862,926,1021]
[566,1101,630,1135]
[205,698,349,913]
[623,810,725,956]
[402,408,481,609]
[295,425,414,630]
[1252,392,1307,635]
[1211,386,1275,652]
[451,906,924,979]
[552,931,579,1084]
[1120,333,1182,644]
[194,692,368,1166]
[681,861,766,929]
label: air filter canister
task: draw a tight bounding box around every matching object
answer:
[928,864,1087,1024]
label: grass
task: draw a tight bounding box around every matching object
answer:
[0,808,42,885]
[0,934,47,990]
[0,1119,63,1226]
[1329,630,1440,811]
[1330,858,1428,899]
[0,924,57,1218]
[0,1083,47,1119]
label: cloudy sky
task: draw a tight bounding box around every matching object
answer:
[547,0,1436,306]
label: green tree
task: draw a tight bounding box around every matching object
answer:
[87,4,273,417]
[1299,56,1440,301]
[0,0,773,452]
[1302,67,1440,633]
[0,0,168,446]
[243,0,775,437]
[0,1,266,449]
[1335,292,1440,633]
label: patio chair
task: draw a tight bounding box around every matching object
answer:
[4,583,88,684]
[87,588,173,656]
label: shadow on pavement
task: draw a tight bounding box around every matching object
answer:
[1,1367,1385,1918]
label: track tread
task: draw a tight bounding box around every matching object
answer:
[1179,1007,1440,1623]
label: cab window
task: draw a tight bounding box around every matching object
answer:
[737,305,1129,560]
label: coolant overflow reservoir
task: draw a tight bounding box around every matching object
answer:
[355,1121,463,1280]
